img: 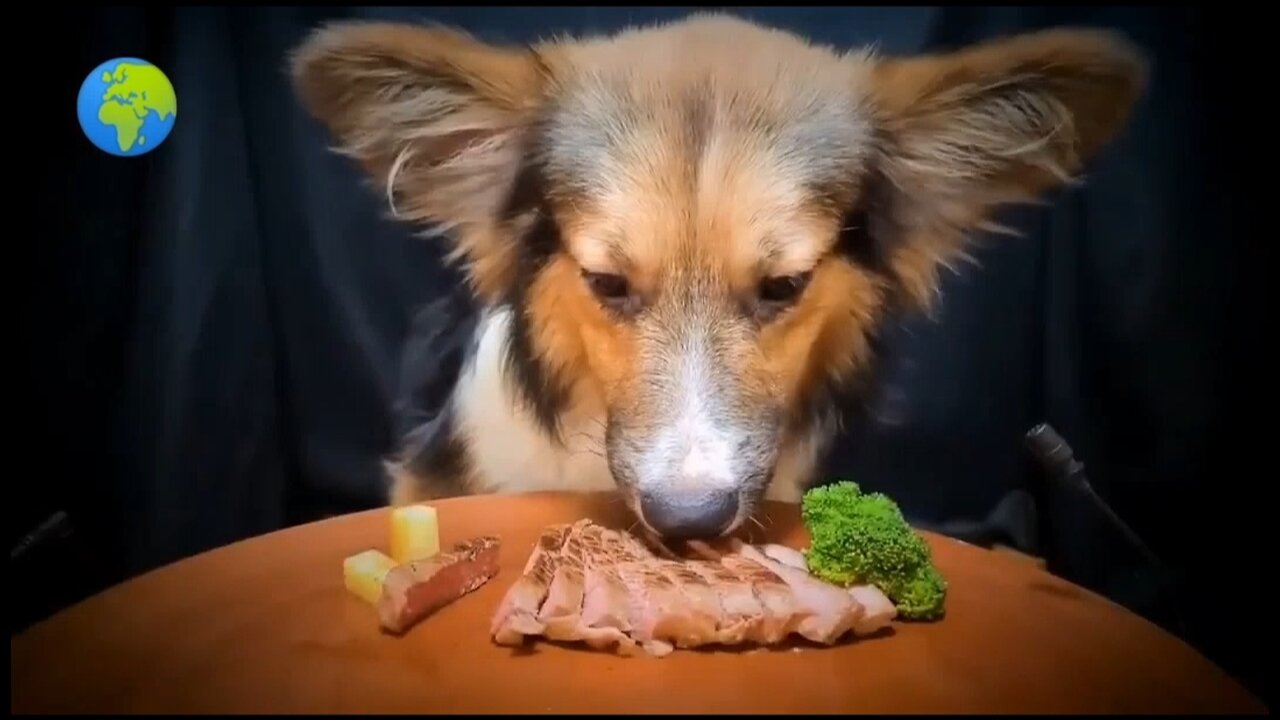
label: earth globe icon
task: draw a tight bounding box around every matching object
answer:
[77,57,177,157]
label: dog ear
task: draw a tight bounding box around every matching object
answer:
[865,28,1148,310]
[290,21,550,297]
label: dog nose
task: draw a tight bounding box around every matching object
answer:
[639,490,739,539]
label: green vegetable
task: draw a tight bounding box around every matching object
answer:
[801,480,947,621]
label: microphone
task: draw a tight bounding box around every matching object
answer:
[1024,423,1185,636]
[10,510,72,563]
[1023,423,1165,570]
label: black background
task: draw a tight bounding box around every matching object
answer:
[23,5,1266,708]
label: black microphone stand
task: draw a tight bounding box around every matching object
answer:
[1024,424,1165,570]
[1023,423,1186,637]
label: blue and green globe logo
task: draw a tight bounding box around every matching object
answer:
[77,58,177,157]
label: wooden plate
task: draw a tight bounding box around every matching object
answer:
[10,491,1266,714]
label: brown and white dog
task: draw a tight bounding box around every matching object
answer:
[290,13,1146,539]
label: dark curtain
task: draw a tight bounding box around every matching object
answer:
[26,5,1263,706]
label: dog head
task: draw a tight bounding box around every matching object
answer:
[291,14,1145,538]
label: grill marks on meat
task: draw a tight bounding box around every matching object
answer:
[682,561,768,646]
[539,522,647,644]
[734,542,862,644]
[579,565,641,654]
[489,525,570,643]
[490,520,897,656]
[491,520,653,650]
[718,554,800,644]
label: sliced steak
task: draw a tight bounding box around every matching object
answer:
[611,559,722,653]
[847,584,898,634]
[718,554,802,644]
[761,543,808,571]
[493,520,654,648]
[733,541,864,644]
[535,523,589,642]
[539,521,646,641]
[490,519,897,657]
[488,523,572,644]
[579,564,642,655]
[681,560,767,645]
[378,535,501,635]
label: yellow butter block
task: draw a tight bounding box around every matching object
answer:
[390,504,440,564]
[343,549,397,605]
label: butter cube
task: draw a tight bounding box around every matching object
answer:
[390,504,440,563]
[343,549,397,605]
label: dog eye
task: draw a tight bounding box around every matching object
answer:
[758,272,811,306]
[583,271,639,315]
[584,272,629,300]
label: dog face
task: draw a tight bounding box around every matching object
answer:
[292,14,1145,538]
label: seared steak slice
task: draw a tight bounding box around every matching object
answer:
[847,584,898,635]
[490,520,895,656]
[718,554,805,644]
[378,535,501,635]
[681,560,767,645]
[540,521,649,641]
[488,523,572,644]
[579,564,643,655]
[734,541,863,643]
[493,519,655,648]
[610,558,731,655]
[535,523,589,642]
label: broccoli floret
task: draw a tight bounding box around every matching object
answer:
[891,564,948,621]
[801,480,947,621]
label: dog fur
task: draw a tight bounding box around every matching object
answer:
[290,13,1146,537]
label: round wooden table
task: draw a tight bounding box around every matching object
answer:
[10,492,1266,714]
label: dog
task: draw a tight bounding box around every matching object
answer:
[289,12,1146,540]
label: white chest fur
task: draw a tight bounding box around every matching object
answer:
[451,308,617,495]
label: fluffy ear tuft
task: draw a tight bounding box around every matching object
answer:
[290,21,551,298]
[866,28,1148,309]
